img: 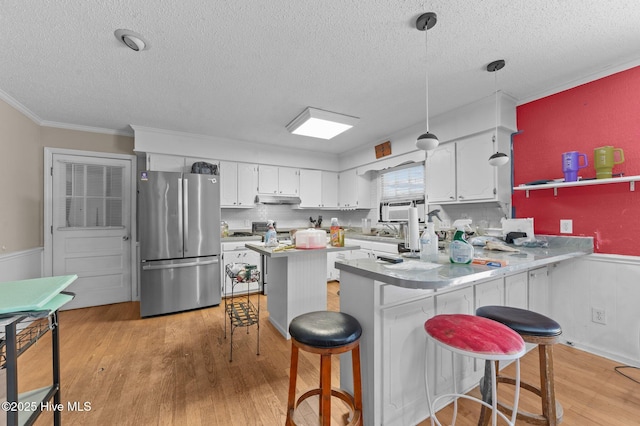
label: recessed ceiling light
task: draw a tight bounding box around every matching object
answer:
[286,107,359,140]
[114,29,150,52]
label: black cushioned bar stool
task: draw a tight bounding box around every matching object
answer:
[476,306,563,426]
[286,311,363,426]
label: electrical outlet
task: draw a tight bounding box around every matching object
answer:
[592,307,606,324]
[560,219,573,234]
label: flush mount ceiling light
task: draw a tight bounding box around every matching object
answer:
[415,12,439,151]
[487,59,510,166]
[114,29,150,52]
[286,107,359,140]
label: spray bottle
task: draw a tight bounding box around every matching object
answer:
[265,220,278,247]
[420,210,441,262]
[449,219,474,264]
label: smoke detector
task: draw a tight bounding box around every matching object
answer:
[114,29,150,52]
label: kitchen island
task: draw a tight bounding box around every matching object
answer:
[335,236,593,426]
[245,242,359,339]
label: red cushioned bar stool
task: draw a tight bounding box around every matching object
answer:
[476,306,563,426]
[424,314,526,426]
[286,311,363,426]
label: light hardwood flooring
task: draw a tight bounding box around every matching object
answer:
[13,281,640,425]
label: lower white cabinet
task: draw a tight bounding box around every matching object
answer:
[222,242,262,296]
[528,266,550,315]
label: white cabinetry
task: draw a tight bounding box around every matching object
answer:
[299,170,339,208]
[528,266,550,316]
[338,169,371,209]
[505,271,528,308]
[426,131,509,205]
[222,241,262,296]
[220,161,257,208]
[146,153,185,172]
[258,165,299,196]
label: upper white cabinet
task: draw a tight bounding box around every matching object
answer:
[220,161,257,208]
[426,131,509,205]
[147,153,185,172]
[258,165,299,195]
[338,169,371,209]
[299,170,339,208]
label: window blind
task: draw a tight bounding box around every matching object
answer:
[380,163,425,202]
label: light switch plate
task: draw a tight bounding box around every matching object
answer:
[560,219,573,234]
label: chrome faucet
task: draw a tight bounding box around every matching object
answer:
[382,223,399,237]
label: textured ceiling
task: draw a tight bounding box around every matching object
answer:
[2,1,640,155]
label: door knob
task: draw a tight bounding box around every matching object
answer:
[123,236,129,241]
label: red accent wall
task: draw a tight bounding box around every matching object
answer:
[514,66,640,255]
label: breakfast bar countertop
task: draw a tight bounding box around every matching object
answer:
[245,242,360,257]
[335,235,593,291]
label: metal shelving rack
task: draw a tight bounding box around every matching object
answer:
[224,263,261,362]
[1,294,74,426]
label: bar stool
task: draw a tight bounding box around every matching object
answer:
[286,311,363,426]
[424,314,526,426]
[476,306,563,426]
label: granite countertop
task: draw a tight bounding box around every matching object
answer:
[335,235,593,290]
[245,242,360,258]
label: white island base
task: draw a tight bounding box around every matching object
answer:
[266,251,328,339]
[245,243,359,339]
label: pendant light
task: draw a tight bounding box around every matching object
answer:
[487,59,509,166]
[415,12,439,151]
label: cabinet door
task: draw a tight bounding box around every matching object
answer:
[434,287,474,394]
[258,165,279,194]
[528,266,550,316]
[475,278,504,310]
[220,161,238,207]
[237,163,258,206]
[278,167,300,195]
[299,169,322,207]
[426,144,456,203]
[338,170,357,207]
[456,136,496,201]
[505,272,528,308]
[321,171,339,208]
[147,153,185,172]
[381,296,435,425]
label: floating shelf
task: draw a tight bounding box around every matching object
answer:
[514,175,640,197]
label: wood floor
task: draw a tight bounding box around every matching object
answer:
[13,281,640,425]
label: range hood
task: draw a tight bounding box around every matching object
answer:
[255,194,301,205]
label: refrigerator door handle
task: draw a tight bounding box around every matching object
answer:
[142,258,219,271]
[183,178,189,248]
[178,177,184,251]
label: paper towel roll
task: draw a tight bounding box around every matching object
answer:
[407,207,420,250]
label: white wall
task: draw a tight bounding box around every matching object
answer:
[0,248,43,282]
[550,254,640,367]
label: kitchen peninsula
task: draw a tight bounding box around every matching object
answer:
[335,236,593,426]
[246,242,359,339]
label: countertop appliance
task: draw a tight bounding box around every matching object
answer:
[138,171,221,317]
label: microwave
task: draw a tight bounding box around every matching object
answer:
[380,200,425,223]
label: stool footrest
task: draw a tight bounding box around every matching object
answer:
[495,375,564,425]
[290,387,362,426]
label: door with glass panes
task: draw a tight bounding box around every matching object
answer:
[51,153,132,309]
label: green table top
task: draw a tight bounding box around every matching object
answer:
[0,275,77,314]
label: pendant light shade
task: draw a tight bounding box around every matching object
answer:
[487,59,509,166]
[415,12,438,151]
[488,151,509,166]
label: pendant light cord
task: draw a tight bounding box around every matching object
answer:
[494,68,498,144]
[425,26,430,132]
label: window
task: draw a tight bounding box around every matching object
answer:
[60,163,124,228]
[380,163,425,202]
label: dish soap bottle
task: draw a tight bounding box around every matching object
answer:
[420,222,438,262]
[449,219,474,264]
[265,220,278,247]
[330,218,340,247]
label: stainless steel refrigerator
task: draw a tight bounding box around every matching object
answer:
[138,171,221,317]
